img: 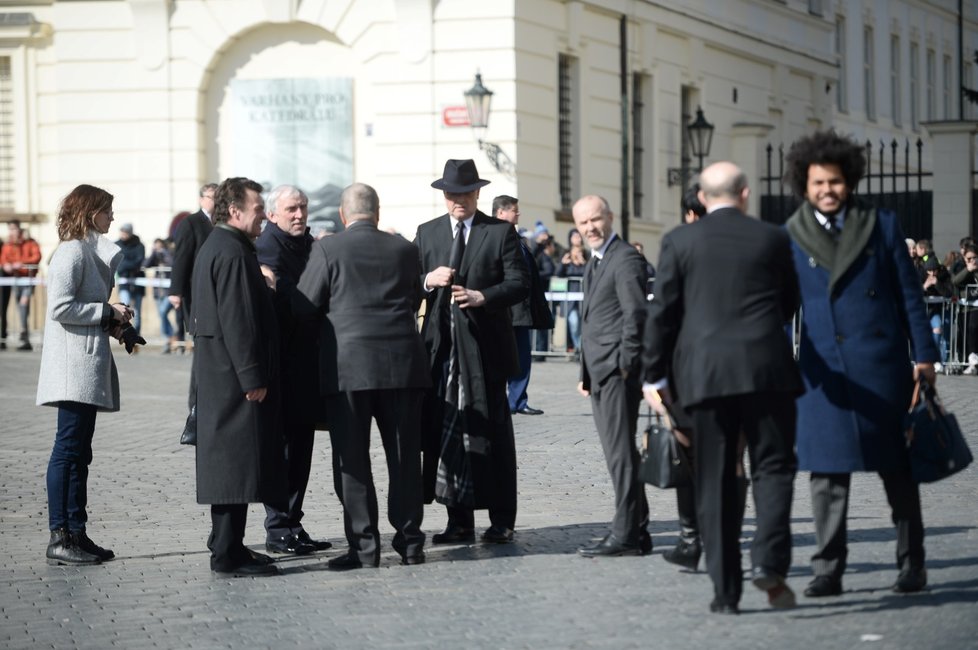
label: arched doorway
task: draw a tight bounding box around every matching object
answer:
[202,22,356,229]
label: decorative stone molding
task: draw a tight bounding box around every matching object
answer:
[128,0,169,71]
[0,12,51,43]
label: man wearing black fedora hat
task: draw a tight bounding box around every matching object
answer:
[414,159,529,544]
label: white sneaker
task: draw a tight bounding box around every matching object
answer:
[969,353,978,365]
[934,362,943,373]
[964,365,977,376]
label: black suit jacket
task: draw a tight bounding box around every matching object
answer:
[642,207,802,408]
[168,210,213,328]
[580,235,648,392]
[295,220,431,394]
[510,239,555,330]
[414,211,529,381]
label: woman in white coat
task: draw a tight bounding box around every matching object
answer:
[36,184,134,565]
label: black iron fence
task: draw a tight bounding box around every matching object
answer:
[760,139,933,242]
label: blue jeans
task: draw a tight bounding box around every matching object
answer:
[929,313,948,363]
[47,402,98,532]
[156,295,184,339]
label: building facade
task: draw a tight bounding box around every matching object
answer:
[1,0,976,265]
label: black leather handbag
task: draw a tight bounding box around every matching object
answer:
[905,379,972,483]
[638,411,692,489]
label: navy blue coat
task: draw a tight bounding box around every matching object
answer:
[788,206,938,473]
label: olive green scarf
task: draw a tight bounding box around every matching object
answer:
[786,198,877,294]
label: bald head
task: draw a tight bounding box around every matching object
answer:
[697,162,749,212]
[339,183,380,226]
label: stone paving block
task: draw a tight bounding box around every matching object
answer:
[1,352,977,648]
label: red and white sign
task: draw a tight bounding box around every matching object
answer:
[442,105,471,127]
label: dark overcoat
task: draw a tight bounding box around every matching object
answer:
[191,225,286,505]
[787,202,938,473]
[256,221,319,428]
[414,211,528,505]
[168,210,213,332]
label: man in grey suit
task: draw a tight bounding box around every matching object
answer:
[572,195,651,558]
[294,183,430,569]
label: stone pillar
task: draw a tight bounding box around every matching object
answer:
[923,121,978,256]
[731,122,775,218]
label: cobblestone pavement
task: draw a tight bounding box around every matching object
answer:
[1,348,976,649]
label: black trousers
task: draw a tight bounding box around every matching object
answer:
[263,406,316,539]
[0,280,9,340]
[208,503,249,571]
[690,392,797,606]
[329,388,425,564]
[590,372,647,544]
[810,470,925,579]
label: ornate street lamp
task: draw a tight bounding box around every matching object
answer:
[667,105,715,186]
[463,72,516,180]
[686,106,715,172]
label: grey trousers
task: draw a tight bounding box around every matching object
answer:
[810,470,925,579]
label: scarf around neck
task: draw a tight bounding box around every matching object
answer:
[786,197,876,293]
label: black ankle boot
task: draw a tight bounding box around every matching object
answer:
[46,528,101,566]
[663,536,702,570]
[72,531,115,561]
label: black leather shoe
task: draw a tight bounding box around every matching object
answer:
[893,567,927,593]
[213,558,279,577]
[431,526,475,545]
[327,552,377,571]
[247,549,274,565]
[578,533,641,557]
[514,406,544,415]
[481,526,514,544]
[639,530,653,556]
[804,575,843,598]
[709,599,740,614]
[400,552,426,566]
[752,568,796,609]
[46,528,101,566]
[295,530,333,551]
[662,538,700,570]
[71,531,115,561]
[265,533,316,555]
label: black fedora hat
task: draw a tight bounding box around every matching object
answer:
[431,159,491,193]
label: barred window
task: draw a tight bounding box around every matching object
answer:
[558,54,577,211]
[631,73,646,219]
[926,49,936,121]
[943,54,952,120]
[890,35,901,127]
[836,16,847,112]
[910,42,919,129]
[0,56,14,210]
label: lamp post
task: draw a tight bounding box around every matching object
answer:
[667,106,715,186]
[463,72,516,180]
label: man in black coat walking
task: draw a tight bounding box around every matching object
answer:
[295,183,431,569]
[191,177,285,577]
[643,162,802,613]
[256,184,331,556]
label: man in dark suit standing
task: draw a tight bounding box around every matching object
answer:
[572,195,650,559]
[295,183,430,569]
[643,162,802,613]
[415,159,528,545]
[256,184,331,557]
[169,183,216,441]
[492,194,554,416]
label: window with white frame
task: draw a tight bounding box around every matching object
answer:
[890,35,901,126]
[864,26,875,121]
[836,16,847,112]
[0,56,13,210]
[926,49,936,121]
[909,42,919,129]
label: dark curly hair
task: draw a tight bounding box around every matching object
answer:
[213,177,264,224]
[783,129,866,199]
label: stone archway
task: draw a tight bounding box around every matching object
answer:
[201,21,357,226]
